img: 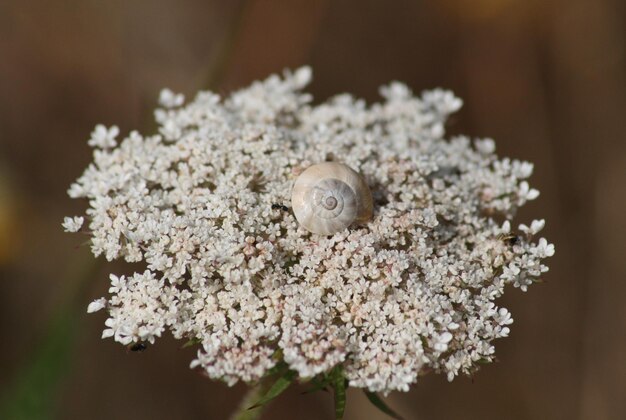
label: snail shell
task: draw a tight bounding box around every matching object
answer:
[291,162,373,235]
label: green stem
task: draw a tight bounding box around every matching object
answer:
[229,381,268,420]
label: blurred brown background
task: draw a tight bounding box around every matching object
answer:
[1,1,625,419]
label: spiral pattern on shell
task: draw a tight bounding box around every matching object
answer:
[291,162,373,235]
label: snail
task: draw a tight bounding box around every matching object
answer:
[291,162,373,235]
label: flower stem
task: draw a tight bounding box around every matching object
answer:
[229,381,268,420]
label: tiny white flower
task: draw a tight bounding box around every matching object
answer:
[527,189,540,200]
[501,220,511,234]
[62,216,84,232]
[502,263,521,280]
[496,308,513,325]
[531,219,546,234]
[519,181,540,201]
[293,66,312,87]
[159,119,180,140]
[514,161,534,179]
[380,82,412,101]
[88,124,119,149]
[474,138,495,155]
[520,219,546,235]
[87,298,107,313]
[534,238,555,258]
[159,88,185,108]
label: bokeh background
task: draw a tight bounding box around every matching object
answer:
[1,1,625,419]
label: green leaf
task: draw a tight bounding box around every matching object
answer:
[301,375,331,394]
[0,307,77,420]
[333,368,347,419]
[248,369,296,410]
[364,391,404,420]
[263,360,288,378]
[0,249,100,420]
[181,337,201,349]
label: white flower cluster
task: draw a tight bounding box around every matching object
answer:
[68,68,553,393]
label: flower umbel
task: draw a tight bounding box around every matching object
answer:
[66,68,553,401]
